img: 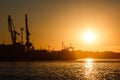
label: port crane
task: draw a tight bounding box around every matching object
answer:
[7,14,33,52]
[25,14,32,51]
[8,15,20,44]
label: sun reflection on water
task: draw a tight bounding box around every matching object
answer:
[85,58,95,80]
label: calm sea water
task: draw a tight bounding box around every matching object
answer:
[0,60,120,80]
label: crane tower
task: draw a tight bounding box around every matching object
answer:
[25,14,32,51]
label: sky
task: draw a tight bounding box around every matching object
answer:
[0,0,120,52]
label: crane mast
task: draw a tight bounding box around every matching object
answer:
[25,14,32,51]
[20,28,24,44]
[8,15,19,44]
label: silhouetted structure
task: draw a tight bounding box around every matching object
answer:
[20,27,24,44]
[0,14,120,61]
[25,14,32,52]
[6,15,25,54]
[8,15,20,44]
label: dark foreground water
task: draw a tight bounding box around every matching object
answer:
[0,60,120,80]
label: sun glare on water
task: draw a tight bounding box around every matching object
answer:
[85,58,94,79]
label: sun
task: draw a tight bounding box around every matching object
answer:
[85,58,93,63]
[82,30,95,43]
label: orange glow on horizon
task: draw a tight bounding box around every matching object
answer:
[0,0,120,52]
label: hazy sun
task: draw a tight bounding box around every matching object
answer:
[82,30,95,44]
[85,58,93,63]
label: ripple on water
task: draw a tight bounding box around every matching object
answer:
[0,61,119,80]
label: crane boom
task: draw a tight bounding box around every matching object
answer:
[8,15,19,44]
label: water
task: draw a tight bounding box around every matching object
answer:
[0,60,120,80]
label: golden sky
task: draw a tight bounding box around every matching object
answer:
[0,0,120,52]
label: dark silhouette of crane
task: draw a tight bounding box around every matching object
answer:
[25,14,32,51]
[8,15,20,44]
[20,27,24,44]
